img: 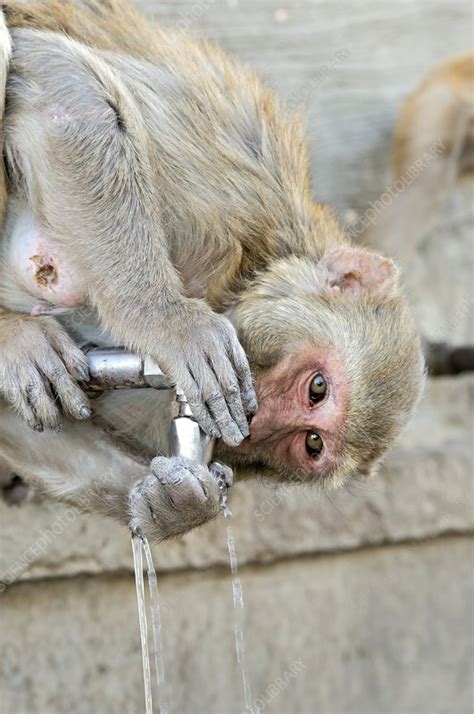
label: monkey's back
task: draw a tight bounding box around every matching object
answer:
[3,1,344,308]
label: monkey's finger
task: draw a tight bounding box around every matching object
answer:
[43,321,90,382]
[177,369,222,440]
[209,461,234,488]
[207,351,249,438]
[225,334,257,413]
[188,358,242,444]
[23,374,62,430]
[38,352,92,421]
[198,365,246,446]
[2,382,44,432]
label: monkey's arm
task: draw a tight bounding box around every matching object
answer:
[0,403,232,540]
[5,29,256,446]
[0,402,146,519]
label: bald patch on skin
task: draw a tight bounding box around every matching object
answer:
[235,345,350,482]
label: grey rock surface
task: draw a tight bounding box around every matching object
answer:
[1,537,472,714]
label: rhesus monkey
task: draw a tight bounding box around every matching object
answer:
[0,1,424,542]
[360,53,474,375]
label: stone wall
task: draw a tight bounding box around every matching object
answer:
[0,2,472,713]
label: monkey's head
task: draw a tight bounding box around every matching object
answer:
[229,246,425,487]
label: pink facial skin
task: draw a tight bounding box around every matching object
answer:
[235,346,349,480]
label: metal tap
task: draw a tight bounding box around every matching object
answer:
[170,385,215,463]
[86,347,171,390]
[85,347,214,464]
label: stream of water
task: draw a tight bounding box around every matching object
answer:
[132,480,257,714]
[132,534,169,714]
[142,537,169,714]
[219,480,259,714]
[132,534,154,714]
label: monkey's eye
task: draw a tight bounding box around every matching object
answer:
[309,374,327,403]
[306,432,323,458]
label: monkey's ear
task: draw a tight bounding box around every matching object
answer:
[319,247,400,299]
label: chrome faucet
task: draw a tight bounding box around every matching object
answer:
[85,347,214,463]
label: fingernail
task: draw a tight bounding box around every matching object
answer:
[54,424,64,433]
[246,392,258,412]
[239,421,250,438]
[202,425,221,440]
[230,428,244,446]
[80,406,92,419]
[76,366,90,382]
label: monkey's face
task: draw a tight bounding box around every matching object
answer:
[234,345,350,483]
[228,247,426,487]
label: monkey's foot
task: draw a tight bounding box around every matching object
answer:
[128,457,233,541]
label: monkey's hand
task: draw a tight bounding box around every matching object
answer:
[129,457,233,542]
[155,306,257,446]
[0,313,91,430]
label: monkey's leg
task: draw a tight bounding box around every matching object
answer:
[5,29,256,446]
[0,403,149,519]
[0,404,233,539]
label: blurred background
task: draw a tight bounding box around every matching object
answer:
[1,1,472,713]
